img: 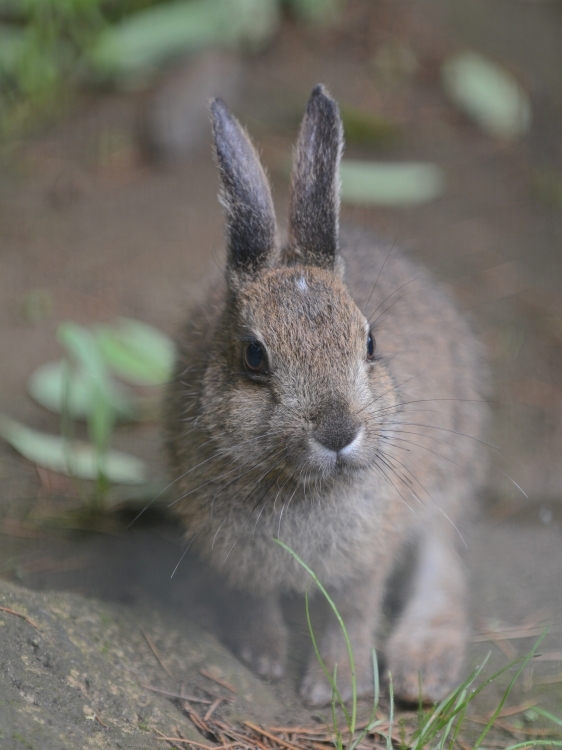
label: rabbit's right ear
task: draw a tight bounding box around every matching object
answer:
[211,99,277,284]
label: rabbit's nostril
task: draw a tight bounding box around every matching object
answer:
[312,406,360,454]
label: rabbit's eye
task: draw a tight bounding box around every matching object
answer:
[245,341,267,372]
[367,332,376,361]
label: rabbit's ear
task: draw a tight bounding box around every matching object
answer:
[211,98,277,281]
[287,85,343,270]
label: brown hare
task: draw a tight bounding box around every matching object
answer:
[165,85,488,706]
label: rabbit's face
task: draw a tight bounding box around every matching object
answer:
[201,265,398,484]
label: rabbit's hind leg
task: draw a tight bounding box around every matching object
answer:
[220,591,288,680]
[386,520,468,704]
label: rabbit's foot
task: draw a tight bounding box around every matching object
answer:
[300,641,374,706]
[223,594,288,680]
[386,622,466,704]
[237,630,287,680]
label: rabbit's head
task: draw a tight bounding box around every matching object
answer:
[198,86,398,486]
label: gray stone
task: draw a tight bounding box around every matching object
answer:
[140,51,243,161]
[0,580,282,749]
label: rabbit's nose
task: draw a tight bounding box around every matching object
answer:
[312,404,360,453]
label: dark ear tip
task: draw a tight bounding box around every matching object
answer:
[311,83,331,100]
[210,97,228,122]
[307,84,339,118]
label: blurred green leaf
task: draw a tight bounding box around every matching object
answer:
[28,360,135,420]
[442,51,531,140]
[340,160,445,206]
[58,322,122,457]
[0,1,108,137]
[285,0,343,24]
[96,318,175,386]
[91,0,280,83]
[0,413,147,483]
[0,25,26,73]
[371,38,418,89]
[340,106,400,147]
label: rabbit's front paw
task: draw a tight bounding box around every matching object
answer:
[221,593,288,680]
[300,643,374,706]
[386,623,466,704]
[238,637,287,680]
[231,618,288,680]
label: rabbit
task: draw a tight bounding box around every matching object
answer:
[165,84,489,706]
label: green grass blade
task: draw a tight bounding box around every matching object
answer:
[412,655,491,748]
[448,698,469,750]
[473,632,548,750]
[349,649,381,750]
[502,743,562,750]
[533,708,562,729]
[437,688,467,750]
[304,588,350,726]
[387,672,394,750]
[275,539,357,734]
[331,663,344,749]
[373,647,380,712]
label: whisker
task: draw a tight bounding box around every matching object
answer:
[170,530,201,579]
[379,448,467,546]
[368,277,419,324]
[222,457,291,563]
[372,457,416,514]
[370,420,495,450]
[364,240,396,315]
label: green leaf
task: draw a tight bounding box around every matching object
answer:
[340,160,445,206]
[0,413,147,484]
[0,25,26,74]
[58,322,126,459]
[58,322,110,387]
[96,318,175,386]
[442,51,531,140]
[286,0,343,24]
[340,105,400,147]
[28,360,135,420]
[90,0,280,84]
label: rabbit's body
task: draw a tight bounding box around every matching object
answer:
[166,87,488,705]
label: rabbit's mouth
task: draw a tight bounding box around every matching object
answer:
[304,426,368,477]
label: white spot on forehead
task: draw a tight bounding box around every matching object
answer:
[296,276,308,292]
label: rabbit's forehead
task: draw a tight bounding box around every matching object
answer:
[239,268,365,345]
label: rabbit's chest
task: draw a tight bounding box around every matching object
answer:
[199,475,411,593]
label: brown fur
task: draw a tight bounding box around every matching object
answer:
[165,86,489,706]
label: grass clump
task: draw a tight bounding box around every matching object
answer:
[276,539,562,750]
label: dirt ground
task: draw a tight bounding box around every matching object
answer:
[1,0,562,743]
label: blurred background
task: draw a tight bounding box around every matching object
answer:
[1,0,562,734]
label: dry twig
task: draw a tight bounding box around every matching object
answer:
[204,698,224,722]
[0,605,40,630]
[199,669,237,694]
[142,684,212,704]
[142,629,174,679]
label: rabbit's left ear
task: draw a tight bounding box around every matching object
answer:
[287,85,343,271]
[211,98,277,283]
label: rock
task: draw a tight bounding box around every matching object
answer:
[140,51,243,161]
[0,580,282,749]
